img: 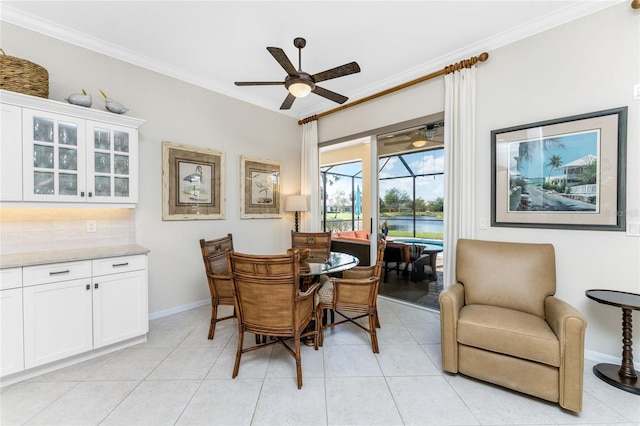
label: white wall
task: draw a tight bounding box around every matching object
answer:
[317,3,640,362]
[0,23,302,315]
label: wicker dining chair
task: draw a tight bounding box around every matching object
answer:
[291,231,331,261]
[199,234,236,340]
[317,239,386,353]
[226,249,321,389]
[291,230,332,289]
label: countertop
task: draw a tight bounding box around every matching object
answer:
[0,244,150,269]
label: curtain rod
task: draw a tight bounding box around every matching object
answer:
[298,52,489,125]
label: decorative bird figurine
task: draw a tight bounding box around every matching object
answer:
[64,89,92,107]
[99,89,129,114]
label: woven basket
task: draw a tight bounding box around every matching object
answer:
[0,49,49,98]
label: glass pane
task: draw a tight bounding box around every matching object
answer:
[95,176,111,196]
[94,129,110,150]
[59,148,78,171]
[94,152,111,173]
[59,173,78,195]
[33,145,54,169]
[114,155,129,175]
[34,171,54,195]
[33,117,54,142]
[114,177,129,197]
[58,123,77,146]
[114,131,129,152]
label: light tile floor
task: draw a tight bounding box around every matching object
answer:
[2,298,639,425]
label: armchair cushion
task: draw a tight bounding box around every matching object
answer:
[458,305,560,367]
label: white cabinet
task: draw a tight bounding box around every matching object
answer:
[22,108,87,202]
[92,255,148,348]
[86,121,138,203]
[22,261,93,369]
[0,268,24,376]
[0,103,23,201]
[18,254,148,371]
[1,89,144,204]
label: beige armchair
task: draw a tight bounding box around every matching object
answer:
[439,239,587,413]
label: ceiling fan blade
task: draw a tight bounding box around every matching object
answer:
[312,86,348,104]
[312,62,361,83]
[280,93,296,110]
[267,47,298,76]
[234,81,284,86]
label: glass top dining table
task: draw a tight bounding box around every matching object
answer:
[299,251,359,277]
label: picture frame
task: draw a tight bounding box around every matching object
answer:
[162,141,225,220]
[240,155,281,219]
[491,107,627,231]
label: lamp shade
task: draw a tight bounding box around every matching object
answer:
[285,195,308,212]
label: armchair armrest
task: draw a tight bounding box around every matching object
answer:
[545,296,587,413]
[439,283,465,373]
[296,282,321,325]
[298,282,321,300]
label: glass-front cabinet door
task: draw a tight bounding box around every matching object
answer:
[86,121,138,203]
[22,109,87,202]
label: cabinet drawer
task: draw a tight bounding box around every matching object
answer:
[92,255,146,276]
[0,267,22,290]
[23,261,92,286]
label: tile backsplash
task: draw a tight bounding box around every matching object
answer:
[0,208,135,255]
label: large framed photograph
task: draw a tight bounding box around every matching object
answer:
[491,107,627,231]
[162,141,225,220]
[240,155,281,219]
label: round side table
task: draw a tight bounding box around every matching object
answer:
[585,289,640,394]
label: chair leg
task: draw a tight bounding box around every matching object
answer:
[208,304,218,340]
[369,314,379,353]
[375,309,381,328]
[294,333,303,389]
[232,328,244,379]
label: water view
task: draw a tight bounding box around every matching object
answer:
[383,215,443,235]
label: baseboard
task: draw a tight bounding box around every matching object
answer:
[148,298,210,321]
[585,348,640,370]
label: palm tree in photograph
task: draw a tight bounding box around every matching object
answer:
[546,154,563,181]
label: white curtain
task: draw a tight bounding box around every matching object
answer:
[301,120,320,231]
[443,66,477,286]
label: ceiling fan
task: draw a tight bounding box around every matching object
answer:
[234,37,361,110]
[382,122,445,150]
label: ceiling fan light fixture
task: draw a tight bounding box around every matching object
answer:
[412,139,427,148]
[287,81,313,97]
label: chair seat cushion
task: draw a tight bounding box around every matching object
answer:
[457,304,560,367]
[318,280,333,305]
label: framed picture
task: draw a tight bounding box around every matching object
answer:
[491,107,627,231]
[240,155,281,219]
[162,141,225,220]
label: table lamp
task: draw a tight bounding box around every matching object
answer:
[285,195,308,232]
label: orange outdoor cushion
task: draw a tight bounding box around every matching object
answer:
[354,230,370,240]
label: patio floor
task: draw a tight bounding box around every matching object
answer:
[378,253,443,311]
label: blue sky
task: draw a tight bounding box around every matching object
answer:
[508,130,599,179]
